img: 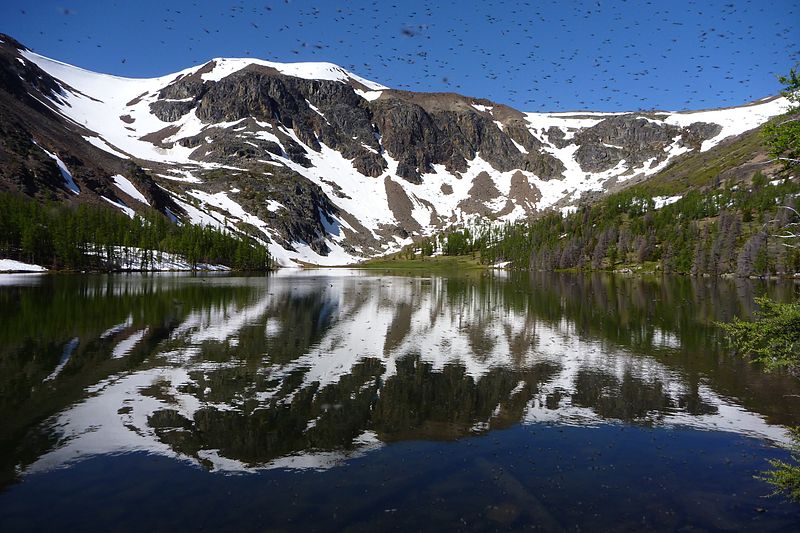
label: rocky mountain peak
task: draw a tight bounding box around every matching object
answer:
[0,35,790,266]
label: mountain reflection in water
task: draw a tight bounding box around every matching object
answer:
[1,271,799,483]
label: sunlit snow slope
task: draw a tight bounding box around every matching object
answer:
[18,46,790,266]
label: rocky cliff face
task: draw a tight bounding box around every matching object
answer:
[572,114,723,172]
[0,34,789,265]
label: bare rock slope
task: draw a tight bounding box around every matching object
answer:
[0,34,788,265]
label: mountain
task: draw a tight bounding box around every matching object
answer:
[0,34,789,266]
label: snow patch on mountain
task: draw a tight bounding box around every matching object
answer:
[201,57,388,90]
[112,175,150,205]
[663,98,788,151]
[652,195,683,209]
[281,139,394,235]
[18,47,791,266]
[35,143,80,194]
[354,89,383,101]
[83,136,130,159]
[101,196,135,218]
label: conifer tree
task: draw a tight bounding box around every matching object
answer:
[762,65,800,169]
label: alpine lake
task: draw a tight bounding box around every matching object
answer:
[0,270,798,531]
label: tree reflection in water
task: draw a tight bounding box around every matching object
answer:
[1,271,799,483]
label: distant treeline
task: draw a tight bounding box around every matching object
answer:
[417,172,800,277]
[0,192,271,271]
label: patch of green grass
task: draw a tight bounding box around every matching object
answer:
[355,254,486,270]
[629,122,769,197]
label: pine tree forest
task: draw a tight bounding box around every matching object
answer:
[0,192,271,271]
[422,173,800,277]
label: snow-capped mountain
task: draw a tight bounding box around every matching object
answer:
[0,34,789,266]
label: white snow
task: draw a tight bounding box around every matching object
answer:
[305,100,328,122]
[200,57,388,90]
[84,245,231,271]
[525,112,615,142]
[664,97,790,151]
[35,143,80,194]
[471,104,494,113]
[0,259,47,272]
[186,190,274,244]
[171,195,227,230]
[83,136,130,159]
[156,170,202,183]
[19,47,791,266]
[280,136,393,235]
[508,137,529,154]
[112,175,150,205]
[652,195,683,209]
[252,129,283,145]
[354,89,383,101]
[101,195,136,218]
[22,50,200,165]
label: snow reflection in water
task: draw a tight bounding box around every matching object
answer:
[5,272,798,477]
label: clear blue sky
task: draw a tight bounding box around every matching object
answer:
[1,0,797,112]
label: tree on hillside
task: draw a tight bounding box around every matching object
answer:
[762,65,800,169]
[774,205,800,250]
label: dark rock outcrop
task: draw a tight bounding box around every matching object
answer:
[457,171,502,216]
[149,100,196,122]
[545,126,570,149]
[574,143,626,173]
[370,91,563,183]
[384,177,422,230]
[508,171,542,215]
[189,67,386,175]
[227,168,340,256]
[523,152,565,180]
[159,68,211,101]
[371,97,444,183]
[574,115,722,172]
[504,119,544,152]
[680,122,723,149]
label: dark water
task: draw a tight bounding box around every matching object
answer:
[0,270,798,531]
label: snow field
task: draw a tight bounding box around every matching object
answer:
[0,259,47,272]
[20,47,791,265]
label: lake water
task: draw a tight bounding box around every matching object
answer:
[1,271,799,531]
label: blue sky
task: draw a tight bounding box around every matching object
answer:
[1,0,797,112]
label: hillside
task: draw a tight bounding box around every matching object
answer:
[0,34,791,267]
[425,118,800,277]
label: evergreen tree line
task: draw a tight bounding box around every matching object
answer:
[0,192,272,271]
[432,173,800,277]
